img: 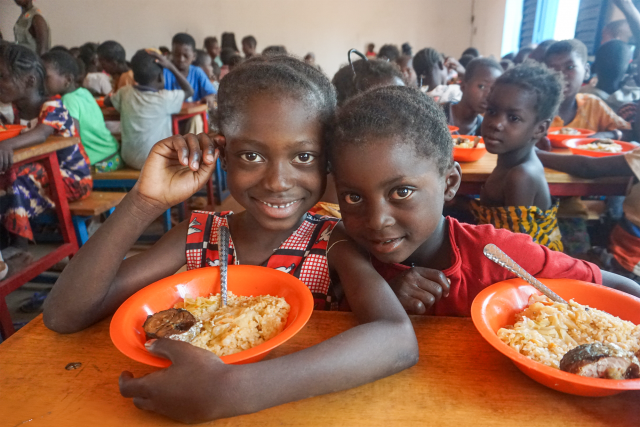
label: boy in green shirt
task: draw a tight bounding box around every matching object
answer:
[42,50,121,171]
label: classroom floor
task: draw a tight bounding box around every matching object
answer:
[1,195,245,342]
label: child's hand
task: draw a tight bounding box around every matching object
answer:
[388,267,450,314]
[134,133,218,212]
[0,146,13,172]
[120,339,234,423]
[146,49,173,70]
[444,56,465,75]
[535,136,551,152]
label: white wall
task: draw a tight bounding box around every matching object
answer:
[0,0,507,77]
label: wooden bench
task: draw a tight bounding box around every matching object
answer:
[68,192,125,245]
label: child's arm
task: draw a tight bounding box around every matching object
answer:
[119,227,419,423]
[0,124,54,172]
[148,51,194,100]
[601,270,640,298]
[502,166,539,207]
[43,133,217,333]
[536,150,633,179]
[613,0,640,47]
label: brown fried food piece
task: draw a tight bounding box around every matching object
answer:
[143,308,197,340]
[560,343,640,379]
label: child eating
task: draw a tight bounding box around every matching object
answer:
[471,62,563,251]
[413,47,462,104]
[44,56,418,423]
[41,50,121,171]
[441,57,503,136]
[328,85,640,316]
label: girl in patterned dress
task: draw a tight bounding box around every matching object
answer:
[45,55,418,423]
[0,44,91,263]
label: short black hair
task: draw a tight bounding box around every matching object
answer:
[328,86,453,174]
[204,37,218,48]
[0,43,46,96]
[172,33,196,50]
[216,54,336,139]
[545,39,588,65]
[401,42,412,56]
[413,48,443,78]
[193,49,211,67]
[159,46,170,55]
[50,45,69,53]
[41,50,80,80]
[332,58,403,105]
[528,39,555,62]
[78,42,98,68]
[97,41,126,63]
[221,32,239,52]
[464,57,502,82]
[458,54,475,69]
[220,47,237,65]
[492,62,563,121]
[514,46,534,63]
[462,47,480,58]
[242,36,257,48]
[130,49,162,85]
[262,45,288,56]
[594,39,631,83]
[378,44,400,62]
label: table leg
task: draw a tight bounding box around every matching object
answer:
[0,296,15,340]
[201,111,209,133]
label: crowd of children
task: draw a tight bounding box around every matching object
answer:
[0,5,640,422]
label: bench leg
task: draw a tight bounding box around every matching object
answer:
[72,216,90,246]
[163,209,172,232]
[0,297,15,340]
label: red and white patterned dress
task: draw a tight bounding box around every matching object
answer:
[186,211,340,310]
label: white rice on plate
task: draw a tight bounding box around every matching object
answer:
[497,294,640,369]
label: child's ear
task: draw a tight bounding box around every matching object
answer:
[213,134,227,170]
[444,161,462,202]
[583,62,591,82]
[533,119,551,140]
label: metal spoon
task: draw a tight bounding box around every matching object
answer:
[219,225,230,306]
[483,244,568,304]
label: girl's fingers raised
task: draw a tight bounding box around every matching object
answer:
[197,133,216,164]
[184,133,202,170]
[169,136,189,166]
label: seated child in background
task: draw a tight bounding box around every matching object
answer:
[241,35,257,59]
[104,50,193,169]
[165,33,216,108]
[441,57,503,136]
[97,41,134,93]
[545,39,631,139]
[79,42,112,96]
[204,36,223,67]
[219,47,236,79]
[0,44,91,259]
[396,54,418,88]
[194,49,215,82]
[44,56,418,423]
[332,58,404,106]
[537,146,640,284]
[327,85,640,316]
[42,51,121,172]
[470,63,563,251]
[413,48,462,103]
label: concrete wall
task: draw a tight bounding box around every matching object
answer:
[0,0,508,77]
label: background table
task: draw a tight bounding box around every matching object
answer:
[0,312,637,426]
[0,137,80,339]
[458,149,632,196]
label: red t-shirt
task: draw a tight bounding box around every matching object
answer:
[373,217,602,317]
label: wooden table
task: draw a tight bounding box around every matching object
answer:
[458,149,632,196]
[0,137,80,339]
[1,312,637,426]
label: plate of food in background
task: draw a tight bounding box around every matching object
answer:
[565,138,637,157]
[452,135,486,162]
[547,127,595,148]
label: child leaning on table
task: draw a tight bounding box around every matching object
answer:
[103,49,194,170]
[43,55,418,423]
[470,62,563,251]
[41,50,121,172]
[0,43,91,257]
[327,85,640,316]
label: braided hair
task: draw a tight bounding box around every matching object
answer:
[42,50,80,81]
[0,43,46,96]
[413,48,443,80]
[215,54,336,136]
[332,58,403,105]
[328,86,453,174]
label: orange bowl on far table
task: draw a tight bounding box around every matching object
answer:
[547,127,595,148]
[95,97,105,107]
[565,138,637,157]
[471,278,640,396]
[448,125,459,134]
[0,124,26,141]
[110,265,314,368]
[452,136,487,162]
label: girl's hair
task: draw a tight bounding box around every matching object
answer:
[378,44,400,62]
[221,32,239,52]
[332,58,403,105]
[215,54,336,137]
[328,86,453,174]
[463,57,502,82]
[78,42,98,68]
[42,50,80,81]
[413,47,443,78]
[97,40,126,63]
[493,62,563,121]
[0,43,46,96]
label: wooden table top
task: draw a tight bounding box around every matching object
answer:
[13,136,80,164]
[1,312,637,426]
[101,102,207,121]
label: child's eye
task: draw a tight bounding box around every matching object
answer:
[478,84,485,90]
[344,193,362,205]
[567,65,575,71]
[239,152,264,162]
[390,187,415,200]
[508,115,520,122]
[486,108,496,115]
[292,153,315,164]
